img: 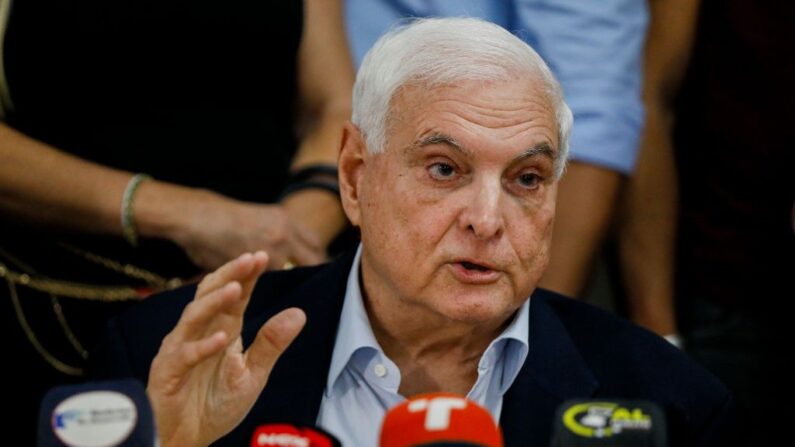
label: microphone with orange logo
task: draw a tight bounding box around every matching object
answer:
[379,393,503,447]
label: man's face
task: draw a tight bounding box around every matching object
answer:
[341,77,559,325]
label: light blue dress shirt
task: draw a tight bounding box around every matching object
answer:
[345,0,648,173]
[316,246,530,447]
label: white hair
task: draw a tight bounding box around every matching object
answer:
[351,17,573,178]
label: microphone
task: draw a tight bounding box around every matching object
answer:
[550,399,668,446]
[379,393,503,447]
[250,423,341,447]
[37,379,156,447]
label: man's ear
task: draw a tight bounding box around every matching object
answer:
[338,121,367,227]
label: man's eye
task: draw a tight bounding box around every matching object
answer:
[428,163,456,179]
[517,173,541,188]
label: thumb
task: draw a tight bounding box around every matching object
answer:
[245,308,306,378]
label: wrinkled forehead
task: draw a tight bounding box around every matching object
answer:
[384,78,560,158]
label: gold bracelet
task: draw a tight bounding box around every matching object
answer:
[120,173,151,247]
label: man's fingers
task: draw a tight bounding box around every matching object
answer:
[245,308,306,379]
[236,251,269,311]
[196,252,267,298]
[172,281,243,341]
[155,331,229,383]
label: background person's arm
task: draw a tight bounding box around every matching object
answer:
[0,122,324,271]
[281,0,355,250]
[541,162,622,295]
[514,0,649,296]
[616,0,701,338]
[0,122,133,235]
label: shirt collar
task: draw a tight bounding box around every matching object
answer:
[480,298,530,395]
[326,244,531,395]
[488,294,530,354]
[326,244,382,395]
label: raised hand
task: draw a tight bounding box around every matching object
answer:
[146,252,306,447]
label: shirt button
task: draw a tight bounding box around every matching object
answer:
[374,363,387,378]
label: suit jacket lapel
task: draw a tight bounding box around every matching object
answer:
[500,290,599,446]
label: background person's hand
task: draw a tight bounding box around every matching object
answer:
[146,252,306,447]
[281,188,348,252]
[165,189,327,271]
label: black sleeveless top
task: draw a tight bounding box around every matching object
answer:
[672,0,794,313]
[0,2,304,437]
[2,0,303,278]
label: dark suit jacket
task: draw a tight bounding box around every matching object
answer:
[92,251,736,446]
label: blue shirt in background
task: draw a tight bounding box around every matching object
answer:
[345,0,648,173]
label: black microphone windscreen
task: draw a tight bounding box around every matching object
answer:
[37,378,155,447]
[550,399,667,447]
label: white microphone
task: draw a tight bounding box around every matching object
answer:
[37,379,156,447]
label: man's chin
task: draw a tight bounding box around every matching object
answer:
[434,292,519,326]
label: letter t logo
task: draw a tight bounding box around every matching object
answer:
[407,397,468,431]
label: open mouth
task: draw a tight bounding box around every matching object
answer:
[450,260,500,284]
[460,261,491,272]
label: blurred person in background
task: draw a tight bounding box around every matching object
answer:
[0,0,353,440]
[617,0,794,443]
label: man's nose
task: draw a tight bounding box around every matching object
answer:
[460,178,504,240]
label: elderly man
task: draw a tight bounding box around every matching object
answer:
[93,18,733,447]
